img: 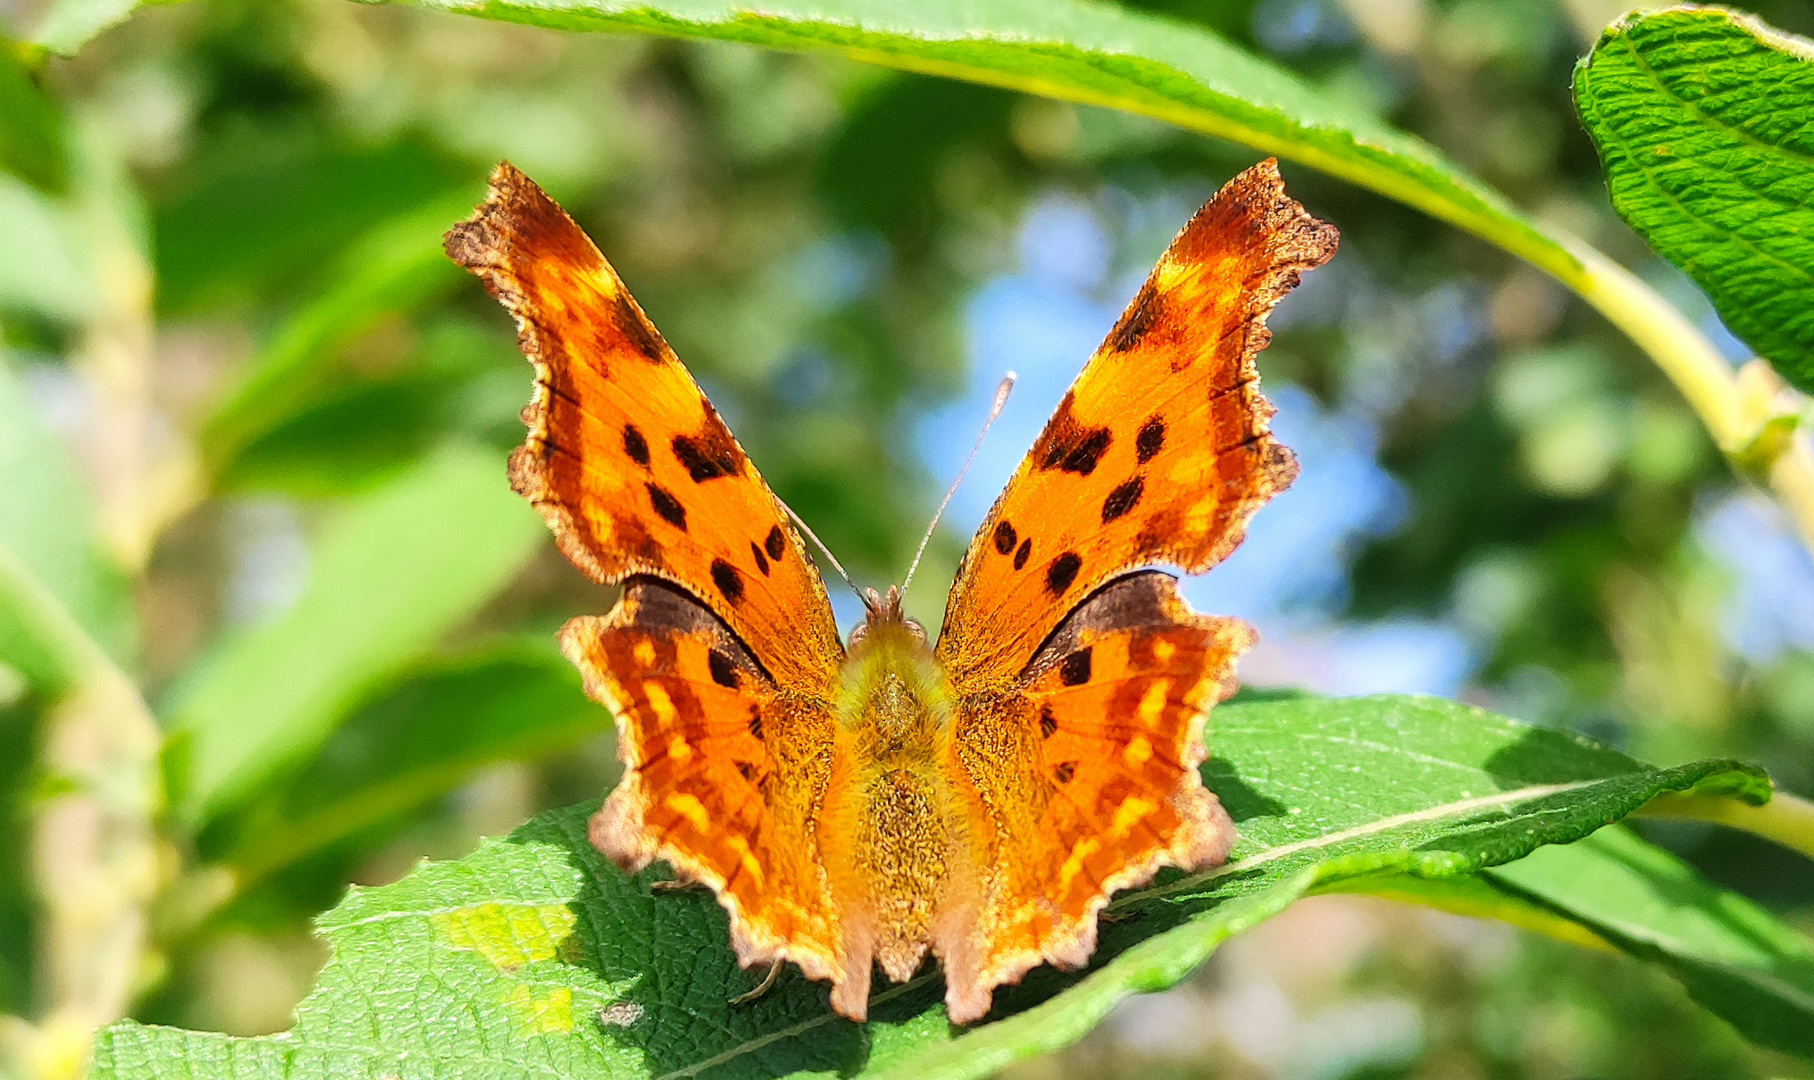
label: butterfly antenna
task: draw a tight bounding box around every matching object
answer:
[900,372,1017,596]
[779,499,866,606]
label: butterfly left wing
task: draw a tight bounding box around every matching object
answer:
[447,164,859,998]
[564,579,849,988]
[932,160,1336,1022]
[445,162,843,694]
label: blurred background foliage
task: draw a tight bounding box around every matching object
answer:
[0,0,1812,1076]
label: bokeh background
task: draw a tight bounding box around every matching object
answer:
[2,0,1813,1076]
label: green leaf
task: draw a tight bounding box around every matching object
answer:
[91,695,1775,1079]
[0,170,98,325]
[29,0,139,56]
[1331,828,1814,1057]
[161,446,545,827]
[0,38,68,194]
[153,140,471,316]
[202,639,601,885]
[0,353,134,686]
[1575,7,1814,393]
[406,0,1571,275]
[197,194,478,481]
[1488,825,1814,1058]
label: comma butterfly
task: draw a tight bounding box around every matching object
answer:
[445,159,1336,1024]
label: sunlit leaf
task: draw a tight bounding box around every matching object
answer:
[1489,824,1814,1057]
[92,695,1781,1078]
[1576,7,1814,392]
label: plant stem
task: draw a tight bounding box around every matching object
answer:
[0,546,161,1080]
[1567,247,1814,550]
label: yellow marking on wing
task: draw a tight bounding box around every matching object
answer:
[1124,734,1153,767]
[727,835,765,888]
[1058,837,1102,893]
[664,793,711,832]
[1137,680,1170,726]
[633,640,656,668]
[644,683,677,727]
[667,735,693,764]
[1152,639,1176,663]
[1110,796,1158,840]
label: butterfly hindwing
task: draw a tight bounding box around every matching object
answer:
[445,163,844,695]
[568,579,847,983]
[938,572,1247,1020]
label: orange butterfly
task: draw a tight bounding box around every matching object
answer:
[446,159,1336,1024]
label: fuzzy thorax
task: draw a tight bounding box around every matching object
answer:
[823,591,969,990]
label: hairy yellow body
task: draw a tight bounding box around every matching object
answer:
[825,611,970,995]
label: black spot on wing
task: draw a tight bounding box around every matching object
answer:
[1054,761,1076,784]
[750,541,770,577]
[711,559,744,605]
[1059,647,1092,687]
[748,708,764,739]
[1046,551,1082,597]
[708,649,740,688]
[1136,416,1166,463]
[1101,476,1145,523]
[735,761,758,782]
[765,525,786,561]
[623,424,651,467]
[1014,538,1032,570]
[993,520,1017,555]
[1039,705,1058,739]
[612,290,668,362]
[1041,427,1111,476]
[646,484,687,531]
[672,433,741,482]
[1106,281,1164,353]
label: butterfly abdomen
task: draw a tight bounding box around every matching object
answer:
[824,617,973,986]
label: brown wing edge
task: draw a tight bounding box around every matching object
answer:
[1141,157,1331,576]
[567,579,849,989]
[443,161,673,588]
[936,573,1249,1024]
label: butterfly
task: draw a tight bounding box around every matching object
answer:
[445,158,1336,1025]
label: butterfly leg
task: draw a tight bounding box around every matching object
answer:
[730,958,784,1006]
[651,876,706,893]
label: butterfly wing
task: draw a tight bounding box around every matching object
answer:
[932,160,1337,1021]
[565,581,847,984]
[446,163,844,694]
[447,164,851,984]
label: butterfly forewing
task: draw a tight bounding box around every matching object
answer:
[445,163,844,695]
[936,159,1337,687]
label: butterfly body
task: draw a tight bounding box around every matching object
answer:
[828,600,966,997]
[447,158,1336,1024]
